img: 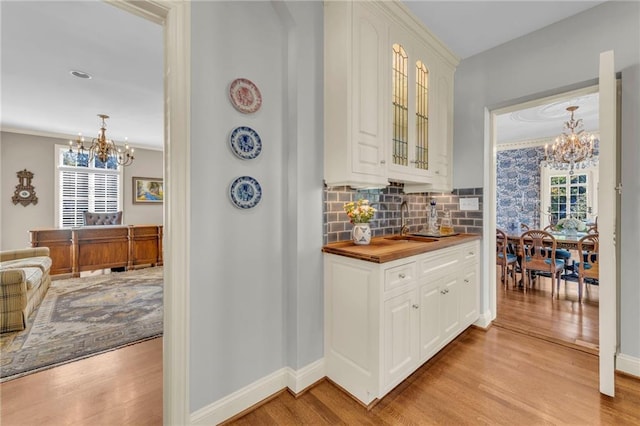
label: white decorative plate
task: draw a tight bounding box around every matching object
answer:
[229,176,262,209]
[229,78,262,114]
[229,126,262,160]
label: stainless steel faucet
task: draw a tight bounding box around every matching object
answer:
[400,200,409,236]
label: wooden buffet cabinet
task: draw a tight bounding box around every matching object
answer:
[30,225,163,277]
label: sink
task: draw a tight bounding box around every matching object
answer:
[384,235,438,243]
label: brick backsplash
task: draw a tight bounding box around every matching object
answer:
[323,183,483,244]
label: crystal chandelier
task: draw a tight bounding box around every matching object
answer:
[68,114,134,166]
[543,105,597,174]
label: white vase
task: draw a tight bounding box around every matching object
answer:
[352,222,371,245]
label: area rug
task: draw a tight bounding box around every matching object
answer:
[0,267,163,382]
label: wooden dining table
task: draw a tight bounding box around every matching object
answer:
[505,231,590,251]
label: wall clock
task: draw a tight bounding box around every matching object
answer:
[12,169,38,207]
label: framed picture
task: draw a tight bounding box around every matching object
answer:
[133,177,164,204]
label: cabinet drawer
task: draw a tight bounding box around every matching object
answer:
[460,242,479,263]
[417,246,459,278]
[384,262,416,292]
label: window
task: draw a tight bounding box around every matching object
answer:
[56,146,122,227]
[541,165,598,226]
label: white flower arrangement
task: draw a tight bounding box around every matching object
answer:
[343,199,376,224]
[555,217,587,232]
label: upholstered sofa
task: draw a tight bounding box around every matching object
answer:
[0,247,52,333]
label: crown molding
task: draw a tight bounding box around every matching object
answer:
[498,132,600,152]
[0,127,163,152]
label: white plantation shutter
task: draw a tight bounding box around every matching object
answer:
[57,146,122,227]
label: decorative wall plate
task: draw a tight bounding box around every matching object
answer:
[229,176,262,209]
[229,126,262,160]
[229,78,262,113]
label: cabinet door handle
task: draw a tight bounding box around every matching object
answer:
[464,279,470,283]
[399,273,406,279]
[441,290,446,295]
[412,304,419,309]
[380,160,386,165]
[410,160,417,164]
[468,251,475,256]
[435,170,441,175]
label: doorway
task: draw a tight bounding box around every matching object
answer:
[491,86,600,353]
[494,86,599,354]
[110,1,190,424]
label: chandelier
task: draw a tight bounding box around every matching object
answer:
[68,114,134,166]
[543,105,597,174]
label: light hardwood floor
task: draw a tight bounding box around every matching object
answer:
[0,337,162,425]
[229,327,639,425]
[2,287,636,426]
[494,266,599,353]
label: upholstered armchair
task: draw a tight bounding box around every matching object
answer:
[0,247,52,333]
[83,211,123,226]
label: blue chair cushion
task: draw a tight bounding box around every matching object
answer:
[543,248,571,259]
[544,258,565,267]
[574,262,593,270]
[498,253,517,262]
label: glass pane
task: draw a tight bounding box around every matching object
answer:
[94,157,106,169]
[62,150,76,166]
[77,153,89,167]
[415,60,428,170]
[392,43,408,166]
[106,156,118,170]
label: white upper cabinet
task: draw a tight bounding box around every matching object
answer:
[324,1,459,190]
[324,1,389,188]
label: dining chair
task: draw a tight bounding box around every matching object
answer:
[520,223,530,232]
[496,229,517,287]
[519,230,565,297]
[577,233,599,302]
[542,225,574,282]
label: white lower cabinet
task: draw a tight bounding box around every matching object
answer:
[383,289,419,390]
[324,240,480,406]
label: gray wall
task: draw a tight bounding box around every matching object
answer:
[189,1,323,412]
[453,1,640,358]
[0,131,163,249]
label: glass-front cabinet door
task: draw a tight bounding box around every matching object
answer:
[388,28,434,183]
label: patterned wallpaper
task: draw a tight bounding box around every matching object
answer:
[323,184,483,244]
[496,146,545,233]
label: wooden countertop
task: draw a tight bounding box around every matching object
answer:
[322,233,481,263]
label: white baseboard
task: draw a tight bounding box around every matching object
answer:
[617,353,640,378]
[285,358,325,394]
[190,359,325,425]
[474,310,493,329]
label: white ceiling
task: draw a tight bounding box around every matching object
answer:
[403,1,607,60]
[1,1,163,150]
[0,1,605,151]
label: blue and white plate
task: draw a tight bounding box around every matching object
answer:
[229,176,262,209]
[229,126,262,160]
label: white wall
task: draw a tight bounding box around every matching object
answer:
[453,1,640,358]
[0,131,163,249]
[189,1,323,412]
